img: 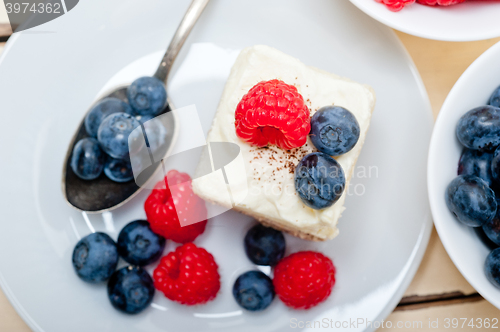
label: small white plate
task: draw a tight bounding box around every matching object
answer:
[429,41,500,310]
[350,0,500,41]
[0,1,433,331]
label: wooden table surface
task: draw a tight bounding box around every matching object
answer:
[0,13,500,332]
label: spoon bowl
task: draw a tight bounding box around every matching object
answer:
[62,87,178,212]
[61,0,210,212]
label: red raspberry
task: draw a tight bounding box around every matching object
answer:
[273,251,336,309]
[153,243,220,305]
[144,170,207,244]
[375,0,416,11]
[235,79,310,150]
[417,0,466,5]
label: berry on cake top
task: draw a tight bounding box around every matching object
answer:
[235,79,310,150]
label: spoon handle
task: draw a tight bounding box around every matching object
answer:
[154,0,211,84]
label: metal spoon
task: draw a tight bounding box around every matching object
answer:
[62,0,210,213]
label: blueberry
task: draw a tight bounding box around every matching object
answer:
[485,248,500,289]
[244,224,285,266]
[85,98,132,137]
[458,148,494,187]
[483,220,500,247]
[232,271,274,311]
[483,203,500,246]
[445,175,497,227]
[127,77,167,116]
[97,113,141,159]
[107,266,155,314]
[490,146,500,185]
[456,106,500,151]
[294,152,345,210]
[104,157,134,183]
[475,226,499,251]
[72,232,119,283]
[310,106,360,156]
[70,137,105,180]
[117,220,165,266]
[489,86,500,108]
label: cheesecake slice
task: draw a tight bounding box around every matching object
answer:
[192,45,376,241]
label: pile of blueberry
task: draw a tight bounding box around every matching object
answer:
[232,224,285,311]
[70,76,167,182]
[294,106,359,210]
[447,85,500,289]
[72,220,166,314]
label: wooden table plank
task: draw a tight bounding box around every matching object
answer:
[384,299,500,331]
[0,0,13,41]
[395,31,500,119]
[387,31,500,330]
[0,286,30,332]
[1,0,13,39]
[0,24,12,41]
[0,0,8,25]
[395,31,500,304]
[402,228,475,298]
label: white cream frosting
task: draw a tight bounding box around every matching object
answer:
[192,45,375,240]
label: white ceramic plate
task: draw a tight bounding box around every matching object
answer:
[350,0,500,42]
[0,1,433,331]
[429,41,500,310]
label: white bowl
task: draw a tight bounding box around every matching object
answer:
[350,0,500,41]
[429,41,500,309]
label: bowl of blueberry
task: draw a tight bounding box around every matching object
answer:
[428,40,500,310]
